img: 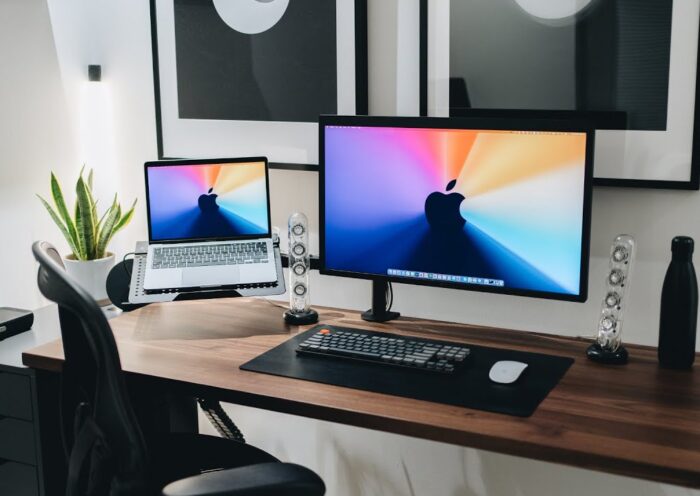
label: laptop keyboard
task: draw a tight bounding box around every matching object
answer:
[152,242,269,269]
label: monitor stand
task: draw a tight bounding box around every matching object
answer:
[361,279,400,323]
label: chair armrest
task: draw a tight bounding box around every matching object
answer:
[162,462,325,496]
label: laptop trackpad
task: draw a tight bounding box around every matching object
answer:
[182,266,240,288]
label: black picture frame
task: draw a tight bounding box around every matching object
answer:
[150,0,368,172]
[419,0,700,190]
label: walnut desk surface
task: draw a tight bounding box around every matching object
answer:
[22,298,700,488]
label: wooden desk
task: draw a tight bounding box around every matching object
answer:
[22,298,700,488]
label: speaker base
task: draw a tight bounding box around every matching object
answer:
[586,342,629,365]
[284,309,319,325]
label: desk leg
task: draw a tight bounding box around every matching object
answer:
[162,395,198,433]
[34,370,64,496]
[127,375,198,435]
[125,376,245,442]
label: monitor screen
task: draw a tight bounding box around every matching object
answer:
[320,116,593,301]
[145,159,271,242]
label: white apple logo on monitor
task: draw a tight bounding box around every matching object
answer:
[213,0,290,35]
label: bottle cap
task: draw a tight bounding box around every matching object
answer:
[672,236,694,256]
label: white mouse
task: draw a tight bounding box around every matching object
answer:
[489,360,528,384]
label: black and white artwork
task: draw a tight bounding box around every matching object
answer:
[424,0,700,188]
[174,0,336,123]
[152,0,366,168]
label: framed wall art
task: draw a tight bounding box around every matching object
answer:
[151,0,368,171]
[421,0,700,189]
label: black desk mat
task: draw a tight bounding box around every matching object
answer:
[241,325,574,417]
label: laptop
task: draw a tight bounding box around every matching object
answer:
[143,157,277,291]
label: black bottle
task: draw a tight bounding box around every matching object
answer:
[658,236,698,369]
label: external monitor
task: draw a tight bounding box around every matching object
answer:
[319,115,594,320]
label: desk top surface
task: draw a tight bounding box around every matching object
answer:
[22,298,700,488]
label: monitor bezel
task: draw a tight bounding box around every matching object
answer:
[318,114,595,303]
[144,156,272,244]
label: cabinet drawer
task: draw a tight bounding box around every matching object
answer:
[0,372,32,421]
[0,460,39,496]
[0,417,35,464]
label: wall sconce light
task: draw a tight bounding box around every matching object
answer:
[88,64,102,82]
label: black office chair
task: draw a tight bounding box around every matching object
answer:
[32,241,325,496]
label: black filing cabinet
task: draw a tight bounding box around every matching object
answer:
[0,306,61,496]
[0,369,41,495]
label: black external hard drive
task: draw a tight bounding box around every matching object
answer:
[0,308,34,341]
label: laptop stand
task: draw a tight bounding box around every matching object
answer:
[127,236,286,305]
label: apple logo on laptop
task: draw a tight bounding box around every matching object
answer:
[198,188,220,212]
[424,179,466,230]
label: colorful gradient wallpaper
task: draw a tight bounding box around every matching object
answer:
[147,161,269,241]
[324,126,588,296]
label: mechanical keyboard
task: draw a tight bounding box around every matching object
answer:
[296,325,471,374]
[152,242,268,269]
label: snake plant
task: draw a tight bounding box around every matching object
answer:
[37,168,136,260]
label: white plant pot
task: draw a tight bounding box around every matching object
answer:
[63,253,115,306]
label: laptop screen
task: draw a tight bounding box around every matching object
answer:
[145,159,271,242]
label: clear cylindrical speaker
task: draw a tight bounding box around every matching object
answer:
[284,212,318,325]
[587,234,636,364]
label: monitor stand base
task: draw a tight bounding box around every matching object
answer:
[361,279,400,323]
[361,309,400,323]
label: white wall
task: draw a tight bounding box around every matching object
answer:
[1,0,698,494]
[0,0,78,309]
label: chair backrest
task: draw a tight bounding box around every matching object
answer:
[32,241,148,495]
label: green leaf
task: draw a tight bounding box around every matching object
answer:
[76,176,97,259]
[37,194,81,258]
[95,196,113,233]
[73,201,85,258]
[96,200,120,259]
[74,206,87,259]
[49,173,79,254]
[81,170,98,234]
[78,165,97,220]
[87,186,98,248]
[112,198,136,236]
